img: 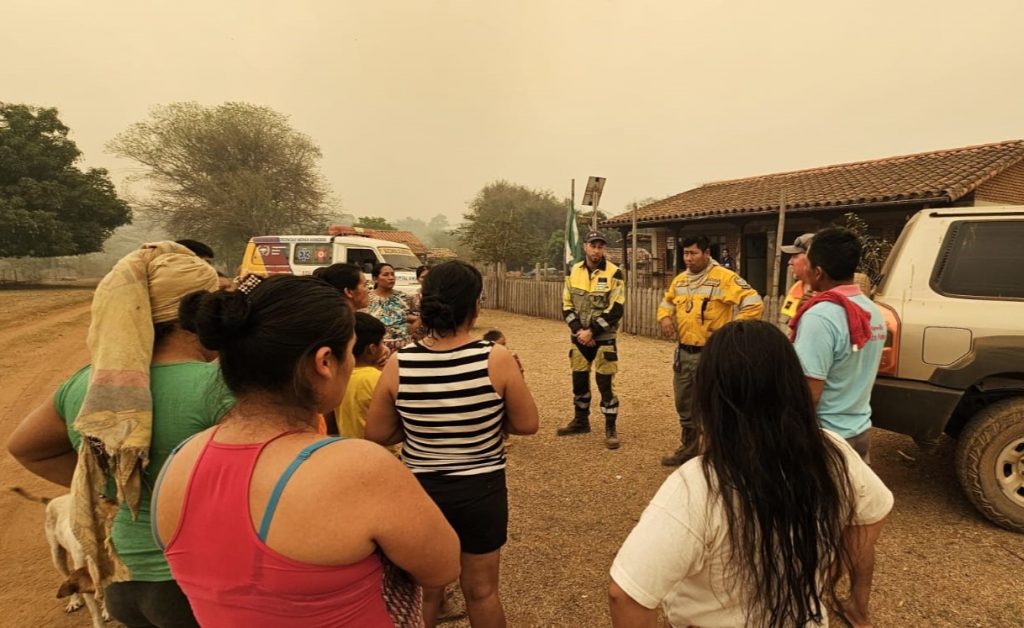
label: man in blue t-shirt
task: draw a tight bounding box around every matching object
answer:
[793,227,886,461]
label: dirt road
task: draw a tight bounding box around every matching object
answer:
[0,289,1021,626]
[0,288,93,627]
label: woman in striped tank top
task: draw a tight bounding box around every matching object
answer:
[367,261,539,628]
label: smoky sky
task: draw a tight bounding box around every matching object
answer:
[4,0,1024,224]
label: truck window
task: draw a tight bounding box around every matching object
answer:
[379,246,420,271]
[345,247,379,272]
[931,220,1024,299]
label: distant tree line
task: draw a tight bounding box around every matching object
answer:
[1,99,639,273]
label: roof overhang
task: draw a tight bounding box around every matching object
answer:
[604,196,949,229]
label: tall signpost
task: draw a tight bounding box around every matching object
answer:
[581,176,606,230]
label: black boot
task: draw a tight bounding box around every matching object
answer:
[556,416,591,436]
[559,387,592,436]
[604,417,620,450]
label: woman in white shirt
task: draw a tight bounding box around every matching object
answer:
[609,320,893,628]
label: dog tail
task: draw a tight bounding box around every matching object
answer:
[8,486,51,505]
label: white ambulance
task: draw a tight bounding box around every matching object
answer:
[239,233,422,294]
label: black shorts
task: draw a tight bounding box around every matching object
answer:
[417,469,508,555]
[104,580,198,628]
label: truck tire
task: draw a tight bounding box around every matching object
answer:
[955,397,1024,533]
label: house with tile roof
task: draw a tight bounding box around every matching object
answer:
[426,247,458,262]
[602,140,1024,295]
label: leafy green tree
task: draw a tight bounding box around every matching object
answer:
[545,228,567,268]
[0,103,130,257]
[108,102,329,265]
[355,216,396,230]
[457,181,565,269]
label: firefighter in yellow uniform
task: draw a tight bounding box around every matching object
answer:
[557,230,626,449]
[657,235,764,466]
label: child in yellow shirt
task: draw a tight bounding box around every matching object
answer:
[337,313,388,443]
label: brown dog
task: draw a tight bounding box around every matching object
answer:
[10,488,108,627]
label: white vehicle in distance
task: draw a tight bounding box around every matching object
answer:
[239,232,422,295]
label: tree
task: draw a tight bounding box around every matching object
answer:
[0,103,130,257]
[427,219,459,250]
[457,181,566,269]
[396,213,458,249]
[394,216,426,234]
[108,102,329,265]
[355,216,396,230]
[837,212,892,280]
[575,207,623,247]
[324,209,355,228]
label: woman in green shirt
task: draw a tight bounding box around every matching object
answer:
[8,245,231,627]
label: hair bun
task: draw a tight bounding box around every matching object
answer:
[419,294,456,331]
[194,291,251,350]
[178,290,208,334]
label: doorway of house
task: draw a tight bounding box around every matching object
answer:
[742,234,767,295]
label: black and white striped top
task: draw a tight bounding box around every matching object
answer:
[396,340,506,476]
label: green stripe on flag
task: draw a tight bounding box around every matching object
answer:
[564,204,583,273]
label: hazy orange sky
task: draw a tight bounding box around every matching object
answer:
[4,1,1024,224]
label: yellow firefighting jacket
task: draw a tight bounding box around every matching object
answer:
[562,258,626,341]
[656,263,763,346]
[779,280,809,322]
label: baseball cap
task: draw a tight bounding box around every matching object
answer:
[780,233,814,255]
[583,230,608,244]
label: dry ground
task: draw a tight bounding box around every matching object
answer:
[0,289,1021,626]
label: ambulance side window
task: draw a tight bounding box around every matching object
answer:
[345,247,379,273]
[293,243,333,266]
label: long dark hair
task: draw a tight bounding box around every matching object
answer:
[181,275,354,410]
[694,320,854,626]
[419,260,481,336]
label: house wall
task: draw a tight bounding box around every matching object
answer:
[974,160,1024,205]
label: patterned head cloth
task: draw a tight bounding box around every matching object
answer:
[70,241,217,590]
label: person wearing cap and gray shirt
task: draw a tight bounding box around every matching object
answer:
[557,230,626,450]
[779,233,816,324]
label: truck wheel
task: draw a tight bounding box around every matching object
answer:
[955,397,1024,533]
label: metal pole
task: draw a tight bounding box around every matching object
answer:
[771,188,787,298]
[568,179,575,276]
[592,197,599,231]
[631,202,638,280]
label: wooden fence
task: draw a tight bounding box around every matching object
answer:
[483,276,784,339]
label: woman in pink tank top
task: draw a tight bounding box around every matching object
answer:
[153,276,460,627]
